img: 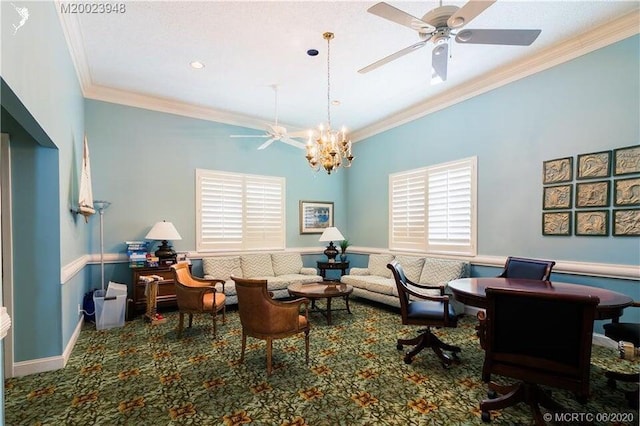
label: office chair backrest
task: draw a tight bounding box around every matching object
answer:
[482,287,598,396]
[499,256,556,281]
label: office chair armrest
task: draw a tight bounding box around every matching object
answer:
[403,285,449,303]
[405,277,446,295]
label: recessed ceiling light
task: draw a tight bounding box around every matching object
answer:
[331,100,341,106]
[190,61,205,69]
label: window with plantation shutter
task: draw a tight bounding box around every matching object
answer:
[389,157,477,255]
[196,169,285,252]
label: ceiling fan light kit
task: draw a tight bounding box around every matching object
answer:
[360,0,542,84]
[305,32,354,175]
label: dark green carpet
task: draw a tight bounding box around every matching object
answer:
[4,299,639,425]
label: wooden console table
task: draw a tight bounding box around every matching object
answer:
[132,266,178,313]
[317,261,349,279]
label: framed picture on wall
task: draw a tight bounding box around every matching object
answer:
[543,157,573,184]
[575,180,610,208]
[575,210,609,236]
[542,212,571,236]
[612,209,640,236]
[613,145,640,176]
[614,177,640,207]
[299,201,334,234]
[576,150,611,180]
[543,184,572,210]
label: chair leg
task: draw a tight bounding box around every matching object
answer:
[240,331,246,363]
[178,312,184,338]
[266,337,273,376]
[305,330,310,365]
[188,314,193,328]
[222,305,226,323]
[212,311,217,338]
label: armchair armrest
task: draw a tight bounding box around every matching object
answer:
[175,282,220,311]
[269,297,310,332]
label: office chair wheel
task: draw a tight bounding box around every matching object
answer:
[403,354,413,364]
[397,343,403,350]
[607,377,617,389]
[481,411,491,422]
[451,352,461,363]
[487,390,497,399]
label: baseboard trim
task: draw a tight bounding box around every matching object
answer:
[12,316,84,377]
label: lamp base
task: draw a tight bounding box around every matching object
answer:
[324,241,338,262]
[154,240,176,261]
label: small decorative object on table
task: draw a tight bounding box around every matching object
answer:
[339,238,350,262]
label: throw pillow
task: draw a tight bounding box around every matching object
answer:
[394,255,425,283]
[368,253,395,278]
[241,253,275,278]
[271,253,303,275]
[202,256,242,280]
[419,258,468,285]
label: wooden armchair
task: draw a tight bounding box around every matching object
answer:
[233,276,310,375]
[498,256,556,281]
[171,262,226,338]
[387,261,460,368]
[477,287,599,424]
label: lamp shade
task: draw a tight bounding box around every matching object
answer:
[145,221,182,241]
[319,227,344,242]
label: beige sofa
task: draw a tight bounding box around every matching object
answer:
[202,253,322,305]
[340,253,470,315]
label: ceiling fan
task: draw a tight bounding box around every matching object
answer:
[359,0,542,83]
[230,85,306,150]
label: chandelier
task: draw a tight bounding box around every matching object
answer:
[305,32,354,175]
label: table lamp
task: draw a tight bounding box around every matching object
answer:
[319,227,344,262]
[146,220,182,261]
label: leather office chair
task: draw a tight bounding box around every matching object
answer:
[387,261,461,368]
[233,276,310,376]
[171,262,226,338]
[498,256,556,281]
[603,301,640,408]
[477,287,599,424]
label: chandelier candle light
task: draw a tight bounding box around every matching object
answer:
[305,32,355,175]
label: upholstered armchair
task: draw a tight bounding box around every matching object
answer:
[498,256,556,281]
[233,276,310,376]
[387,261,461,368]
[171,262,226,338]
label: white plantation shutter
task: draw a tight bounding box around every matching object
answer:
[389,169,427,251]
[389,157,476,255]
[197,169,285,251]
[427,158,476,255]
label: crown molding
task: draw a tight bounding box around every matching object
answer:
[350,9,640,142]
[57,7,639,141]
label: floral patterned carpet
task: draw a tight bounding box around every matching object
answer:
[4,299,639,425]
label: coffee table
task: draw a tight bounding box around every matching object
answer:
[287,282,353,325]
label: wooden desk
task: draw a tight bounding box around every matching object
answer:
[448,277,634,320]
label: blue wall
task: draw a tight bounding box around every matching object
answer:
[348,36,640,265]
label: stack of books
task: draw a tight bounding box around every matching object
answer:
[126,241,148,268]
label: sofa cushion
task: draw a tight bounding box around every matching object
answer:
[368,253,395,278]
[241,254,275,278]
[394,255,425,283]
[271,253,303,275]
[419,258,467,285]
[202,256,242,280]
[341,275,397,297]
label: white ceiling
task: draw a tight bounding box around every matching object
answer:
[60,1,639,141]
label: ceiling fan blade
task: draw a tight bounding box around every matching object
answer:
[447,0,496,29]
[455,29,542,46]
[257,138,276,150]
[368,2,435,33]
[280,137,306,150]
[431,43,448,83]
[230,134,270,138]
[358,40,428,74]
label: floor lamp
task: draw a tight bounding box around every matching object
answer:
[93,200,111,291]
